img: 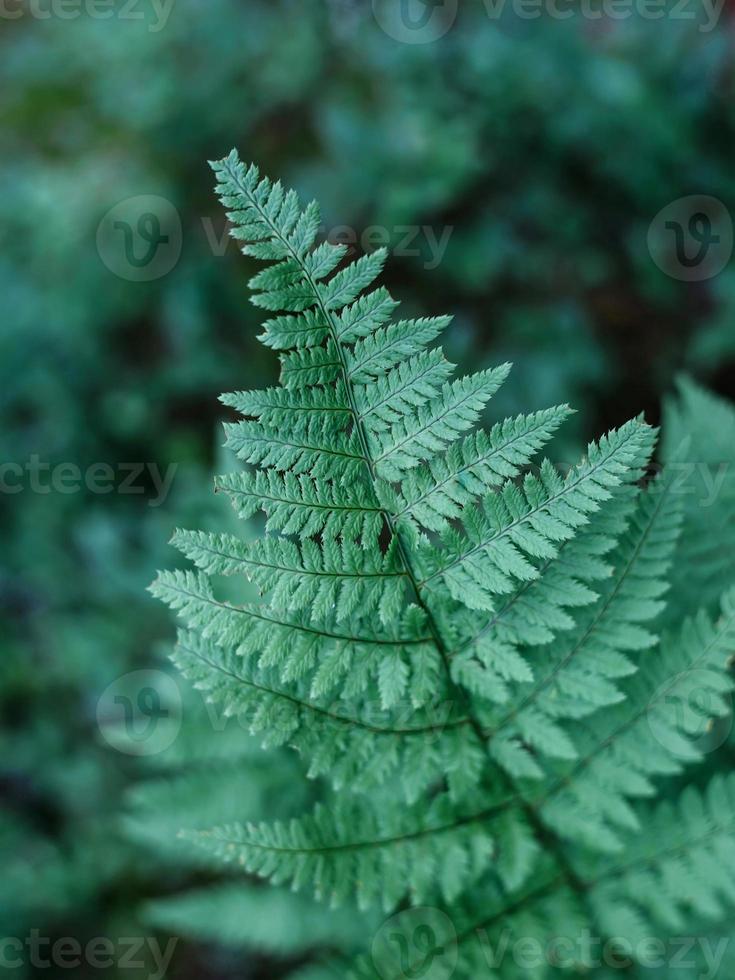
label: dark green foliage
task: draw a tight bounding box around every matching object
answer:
[4,7,735,978]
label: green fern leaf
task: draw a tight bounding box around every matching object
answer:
[147,154,735,971]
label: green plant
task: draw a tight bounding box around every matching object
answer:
[151,151,735,978]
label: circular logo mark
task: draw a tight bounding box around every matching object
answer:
[97,669,182,756]
[647,195,732,282]
[372,907,458,980]
[647,669,733,759]
[96,195,182,282]
[371,0,458,44]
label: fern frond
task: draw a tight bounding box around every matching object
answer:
[124,761,306,865]
[150,154,725,960]
[224,416,365,483]
[369,365,511,481]
[419,421,654,614]
[170,629,476,800]
[168,149,653,720]
[394,405,573,533]
[170,529,408,625]
[346,869,585,979]
[150,570,442,709]
[280,340,343,389]
[215,469,383,541]
[663,377,735,617]
[466,469,683,777]
[584,773,735,940]
[182,792,505,912]
[449,470,645,685]
[539,586,735,850]
[221,381,351,428]
[346,316,452,383]
[144,882,365,954]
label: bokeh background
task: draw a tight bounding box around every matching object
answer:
[2,1,735,977]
